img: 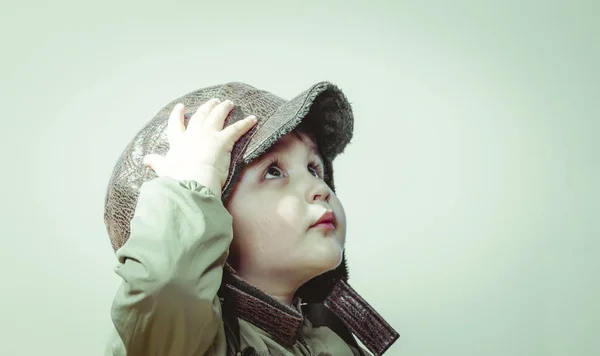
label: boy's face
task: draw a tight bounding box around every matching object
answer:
[225,131,346,286]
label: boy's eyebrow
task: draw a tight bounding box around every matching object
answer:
[305,141,323,162]
[263,142,280,155]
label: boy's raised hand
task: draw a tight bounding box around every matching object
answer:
[143,99,257,199]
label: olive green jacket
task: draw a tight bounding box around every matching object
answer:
[106,176,367,356]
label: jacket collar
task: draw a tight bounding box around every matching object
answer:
[220,267,305,346]
[219,266,399,356]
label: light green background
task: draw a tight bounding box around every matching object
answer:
[1,1,598,355]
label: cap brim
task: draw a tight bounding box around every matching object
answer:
[243,81,353,164]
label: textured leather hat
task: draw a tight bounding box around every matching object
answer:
[103,81,399,355]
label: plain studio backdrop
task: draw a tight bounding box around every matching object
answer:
[1,1,598,355]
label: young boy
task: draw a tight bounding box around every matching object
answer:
[104,82,399,355]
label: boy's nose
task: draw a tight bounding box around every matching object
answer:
[307,176,331,203]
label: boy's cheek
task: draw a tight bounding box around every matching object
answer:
[337,229,347,247]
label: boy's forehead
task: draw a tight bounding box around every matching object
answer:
[263,131,320,156]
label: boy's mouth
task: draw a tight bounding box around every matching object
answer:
[310,211,337,230]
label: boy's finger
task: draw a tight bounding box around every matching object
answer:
[204,100,235,131]
[220,115,258,144]
[143,154,164,176]
[187,98,221,133]
[167,103,185,145]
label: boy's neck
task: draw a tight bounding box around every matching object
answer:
[235,269,304,307]
[267,293,295,307]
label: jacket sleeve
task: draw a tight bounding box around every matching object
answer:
[108,176,232,356]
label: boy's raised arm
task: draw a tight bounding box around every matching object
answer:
[107,98,257,355]
[109,176,231,356]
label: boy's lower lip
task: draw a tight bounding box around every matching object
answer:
[311,222,336,230]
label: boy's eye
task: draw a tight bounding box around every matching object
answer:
[308,165,319,178]
[308,162,324,179]
[265,165,283,179]
[263,160,323,180]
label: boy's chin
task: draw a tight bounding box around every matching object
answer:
[303,247,344,278]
